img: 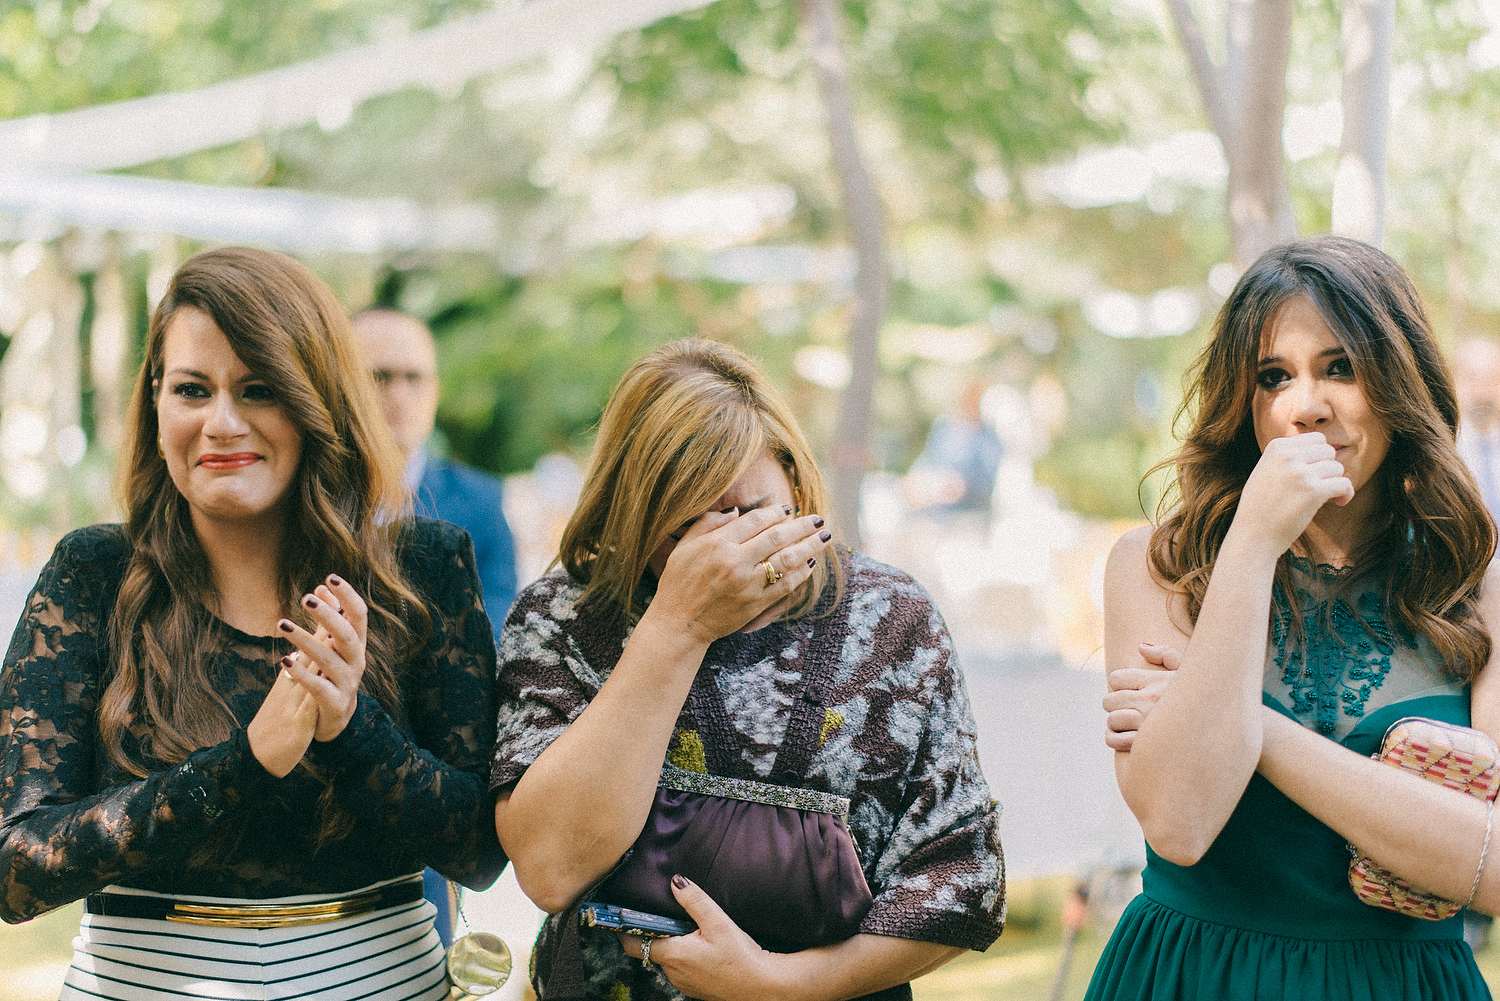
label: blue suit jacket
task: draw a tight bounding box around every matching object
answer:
[414,457,518,641]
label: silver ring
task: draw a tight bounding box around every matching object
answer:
[640,937,653,968]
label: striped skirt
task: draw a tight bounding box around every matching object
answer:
[59,878,450,1001]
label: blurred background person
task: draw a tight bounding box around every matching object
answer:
[353,309,519,632]
[1456,337,1500,519]
[354,308,519,947]
[901,380,1004,521]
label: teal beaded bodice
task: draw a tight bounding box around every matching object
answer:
[1264,555,1464,741]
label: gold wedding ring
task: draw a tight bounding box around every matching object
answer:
[760,560,783,586]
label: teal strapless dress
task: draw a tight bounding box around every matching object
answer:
[1086,692,1490,1000]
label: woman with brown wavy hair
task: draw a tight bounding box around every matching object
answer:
[1088,236,1499,1000]
[0,247,506,1000]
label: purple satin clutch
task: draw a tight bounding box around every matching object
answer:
[597,766,873,948]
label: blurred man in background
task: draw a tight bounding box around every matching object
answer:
[354,309,519,630]
[354,308,519,947]
[1457,337,1500,519]
[902,380,1005,519]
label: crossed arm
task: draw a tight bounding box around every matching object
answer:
[1103,532,1500,913]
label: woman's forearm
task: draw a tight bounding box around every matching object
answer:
[1257,707,1499,912]
[497,610,709,911]
[762,936,964,1001]
[0,731,273,923]
[1113,529,1279,864]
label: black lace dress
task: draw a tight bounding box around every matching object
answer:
[0,518,507,923]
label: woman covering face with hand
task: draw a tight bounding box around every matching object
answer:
[0,248,506,1001]
[1092,237,1499,1001]
[492,339,1003,1001]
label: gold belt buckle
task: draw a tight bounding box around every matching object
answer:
[164,888,387,928]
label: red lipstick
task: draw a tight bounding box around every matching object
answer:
[199,452,261,469]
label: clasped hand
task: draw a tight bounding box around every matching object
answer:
[247,574,370,778]
[1103,642,1180,752]
[616,876,779,1001]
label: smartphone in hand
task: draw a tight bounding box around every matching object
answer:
[580,902,696,938]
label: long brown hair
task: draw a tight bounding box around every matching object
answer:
[1149,236,1494,682]
[106,247,429,779]
[560,338,841,619]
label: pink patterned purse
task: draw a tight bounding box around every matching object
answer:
[1348,717,1499,920]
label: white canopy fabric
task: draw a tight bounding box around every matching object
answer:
[0,0,714,172]
[0,168,499,253]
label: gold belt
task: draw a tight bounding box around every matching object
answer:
[84,875,426,928]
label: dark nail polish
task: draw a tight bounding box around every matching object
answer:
[328,575,342,587]
[280,655,293,668]
[278,619,294,632]
[672,874,689,889]
[782,504,792,515]
[720,507,736,514]
[818,529,831,543]
[304,595,319,609]
[812,516,825,528]
[807,557,817,568]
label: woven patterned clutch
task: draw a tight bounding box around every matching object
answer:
[1348,716,1500,920]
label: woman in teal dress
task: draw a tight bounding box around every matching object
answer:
[1092,236,1500,1000]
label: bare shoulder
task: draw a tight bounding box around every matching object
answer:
[1107,525,1153,567]
[1103,524,1191,658]
[1104,525,1163,597]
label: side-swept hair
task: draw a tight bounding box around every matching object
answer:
[1149,236,1493,682]
[560,338,841,620]
[108,247,429,784]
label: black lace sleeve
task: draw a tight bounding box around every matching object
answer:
[0,526,275,923]
[306,519,507,891]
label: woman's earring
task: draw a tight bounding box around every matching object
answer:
[157,436,164,458]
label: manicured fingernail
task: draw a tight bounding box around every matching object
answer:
[278,619,294,632]
[328,575,342,587]
[672,874,688,889]
[720,507,736,514]
[812,515,825,528]
[304,595,319,609]
[807,557,817,568]
[280,655,293,668]
[818,530,831,543]
[782,504,792,515]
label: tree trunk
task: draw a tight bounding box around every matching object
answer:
[1332,0,1394,246]
[1226,0,1295,268]
[1168,0,1296,269]
[800,0,887,550]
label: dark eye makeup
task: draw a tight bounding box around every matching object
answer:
[1256,368,1289,390]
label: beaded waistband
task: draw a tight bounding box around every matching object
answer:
[660,764,851,818]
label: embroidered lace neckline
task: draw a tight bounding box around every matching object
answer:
[1286,552,1357,579]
